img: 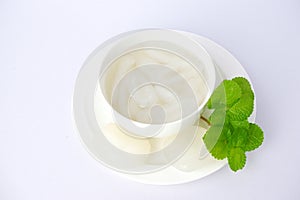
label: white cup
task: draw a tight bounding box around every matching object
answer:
[96,29,216,138]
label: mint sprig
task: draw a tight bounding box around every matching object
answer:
[202,77,264,172]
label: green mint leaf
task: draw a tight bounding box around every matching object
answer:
[244,123,264,151]
[207,80,241,109]
[230,120,250,130]
[228,147,246,172]
[209,108,227,126]
[203,125,224,152]
[210,129,231,160]
[202,77,264,172]
[228,77,254,120]
[228,96,254,120]
[228,128,248,149]
[232,77,254,99]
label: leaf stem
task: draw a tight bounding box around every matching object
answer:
[200,115,211,126]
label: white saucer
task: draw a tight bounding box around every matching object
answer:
[117,31,256,185]
[73,30,256,185]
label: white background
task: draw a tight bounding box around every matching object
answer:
[1,0,300,199]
